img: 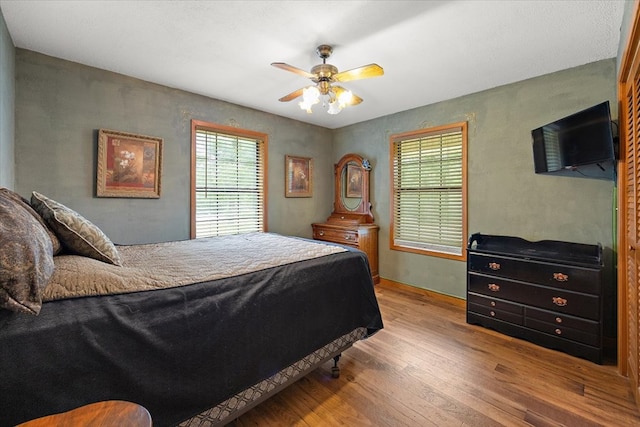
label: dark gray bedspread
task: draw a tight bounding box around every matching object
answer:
[0,245,382,426]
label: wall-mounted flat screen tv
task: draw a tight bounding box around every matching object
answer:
[532,101,616,180]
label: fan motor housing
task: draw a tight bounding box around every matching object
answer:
[311,64,338,81]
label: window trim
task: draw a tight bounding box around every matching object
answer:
[190,119,268,239]
[389,121,468,261]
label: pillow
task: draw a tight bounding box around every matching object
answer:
[31,192,122,266]
[0,189,55,314]
[0,188,61,255]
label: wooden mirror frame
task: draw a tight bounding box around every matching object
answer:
[329,153,373,223]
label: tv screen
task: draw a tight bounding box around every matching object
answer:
[532,101,615,179]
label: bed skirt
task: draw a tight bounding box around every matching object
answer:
[179,327,367,426]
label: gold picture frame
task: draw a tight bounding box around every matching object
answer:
[285,155,312,198]
[97,129,163,198]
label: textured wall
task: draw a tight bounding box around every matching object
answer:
[0,9,14,188]
[334,59,617,298]
[14,48,617,298]
[15,50,333,244]
[617,0,637,74]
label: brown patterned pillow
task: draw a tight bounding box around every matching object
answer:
[0,188,61,255]
[31,192,122,266]
[0,189,55,314]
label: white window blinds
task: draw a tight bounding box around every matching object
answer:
[192,123,266,238]
[391,122,467,258]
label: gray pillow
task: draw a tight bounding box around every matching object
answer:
[0,188,55,314]
[31,192,122,266]
[0,188,61,255]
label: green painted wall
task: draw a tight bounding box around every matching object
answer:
[334,59,617,298]
[14,50,333,244]
[0,8,14,188]
[617,0,637,73]
[13,47,618,299]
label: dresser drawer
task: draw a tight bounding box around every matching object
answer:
[468,302,524,325]
[468,273,600,320]
[313,227,359,245]
[525,306,599,333]
[524,317,600,347]
[467,292,523,315]
[468,253,601,294]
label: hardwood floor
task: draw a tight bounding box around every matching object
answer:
[230,281,640,426]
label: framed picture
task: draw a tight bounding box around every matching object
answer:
[97,129,163,198]
[346,163,363,198]
[285,155,312,198]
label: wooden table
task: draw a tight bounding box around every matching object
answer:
[16,400,152,427]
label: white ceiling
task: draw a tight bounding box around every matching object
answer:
[0,0,627,129]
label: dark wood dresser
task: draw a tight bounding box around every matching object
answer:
[466,233,613,364]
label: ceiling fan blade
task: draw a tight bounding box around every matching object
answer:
[333,86,363,105]
[350,93,363,105]
[271,62,316,79]
[333,64,384,82]
[278,88,305,102]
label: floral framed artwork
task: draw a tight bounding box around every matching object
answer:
[97,129,163,198]
[346,163,363,198]
[285,155,312,197]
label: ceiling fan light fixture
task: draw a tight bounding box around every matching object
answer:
[272,44,383,116]
[338,89,353,107]
[327,99,342,115]
[298,101,312,113]
[299,86,320,113]
[302,86,320,104]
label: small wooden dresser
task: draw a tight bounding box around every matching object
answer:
[312,153,379,284]
[312,214,379,284]
[466,233,614,364]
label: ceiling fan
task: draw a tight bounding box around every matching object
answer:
[271,44,384,115]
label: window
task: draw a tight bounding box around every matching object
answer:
[191,120,267,238]
[390,122,467,260]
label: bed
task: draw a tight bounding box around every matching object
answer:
[0,189,383,426]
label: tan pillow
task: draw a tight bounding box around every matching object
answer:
[31,192,122,266]
[0,189,55,314]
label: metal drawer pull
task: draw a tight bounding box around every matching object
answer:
[488,262,501,270]
[490,311,496,317]
[488,283,500,292]
[344,235,351,240]
[555,317,562,323]
[490,301,496,307]
[552,296,567,307]
[318,231,324,236]
[555,328,562,335]
[553,272,569,282]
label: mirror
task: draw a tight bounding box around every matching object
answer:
[331,153,373,223]
[341,162,363,211]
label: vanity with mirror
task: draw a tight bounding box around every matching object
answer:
[312,153,379,284]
